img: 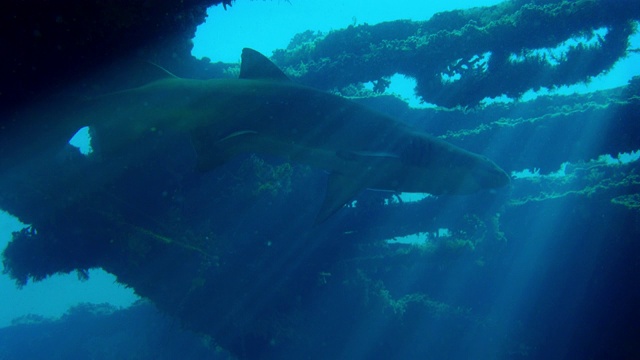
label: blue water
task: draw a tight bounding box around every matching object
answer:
[2,1,640,359]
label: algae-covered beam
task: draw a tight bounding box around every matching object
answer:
[354,76,640,173]
[274,0,640,107]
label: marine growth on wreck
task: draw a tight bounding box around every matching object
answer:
[1,0,640,359]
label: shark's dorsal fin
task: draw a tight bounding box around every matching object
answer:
[240,48,290,81]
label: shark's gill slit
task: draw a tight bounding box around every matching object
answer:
[68,126,93,156]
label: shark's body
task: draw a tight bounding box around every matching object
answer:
[71,48,510,221]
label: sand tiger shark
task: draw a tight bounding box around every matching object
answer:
[58,48,510,222]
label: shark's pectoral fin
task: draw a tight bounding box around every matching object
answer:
[316,173,363,224]
[190,129,259,172]
[217,130,259,144]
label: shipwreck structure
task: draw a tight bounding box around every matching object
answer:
[1,0,640,358]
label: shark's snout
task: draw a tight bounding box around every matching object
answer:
[474,161,511,190]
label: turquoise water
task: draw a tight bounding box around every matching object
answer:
[2,1,640,359]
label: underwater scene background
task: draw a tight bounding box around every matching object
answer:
[1,0,640,359]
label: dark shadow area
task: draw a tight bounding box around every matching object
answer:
[2,0,640,359]
[0,302,231,360]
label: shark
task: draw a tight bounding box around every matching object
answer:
[59,48,510,222]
